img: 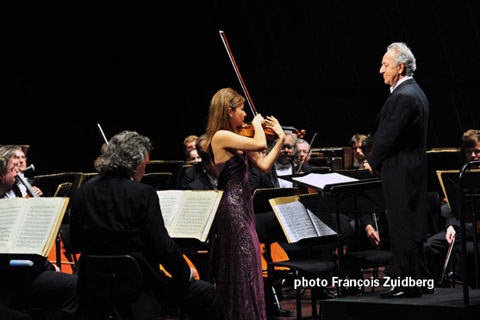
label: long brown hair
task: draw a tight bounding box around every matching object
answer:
[204,88,246,154]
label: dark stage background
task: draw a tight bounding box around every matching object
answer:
[1,1,479,175]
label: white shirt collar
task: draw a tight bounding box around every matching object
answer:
[275,162,292,172]
[390,76,412,93]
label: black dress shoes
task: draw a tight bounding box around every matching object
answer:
[380,286,422,298]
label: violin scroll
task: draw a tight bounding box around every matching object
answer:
[293,128,306,139]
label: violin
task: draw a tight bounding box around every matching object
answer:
[237,123,277,140]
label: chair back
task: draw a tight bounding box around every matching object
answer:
[54,182,73,197]
[146,160,184,189]
[141,172,172,190]
[33,172,84,198]
[78,255,144,300]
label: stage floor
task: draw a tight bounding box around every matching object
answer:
[321,288,480,320]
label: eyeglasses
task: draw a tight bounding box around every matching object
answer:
[465,148,480,155]
[282,144,294,150]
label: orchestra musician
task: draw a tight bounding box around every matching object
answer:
[0,146,79,319]
[296,138,311,165]
[348,134,367,169]
[183,135,198,159]
[181,134,218,191]
[186,148,202,164]
[249,133,313,194]
[69,131,224,320]
[204,87,285,320]
[1,146,42,198]
[365,42,432,298]
[424,129,480,285]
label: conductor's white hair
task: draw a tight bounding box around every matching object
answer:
[387,42,416,76]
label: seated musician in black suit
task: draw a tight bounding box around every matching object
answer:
[295,138,311,167]
[10,145,44,197]
[0,146,79,319]
[249,133,312,194]
[424,129,480,285]
[181,134,218,190]
[348,134,367,170]
[0,146,42,198]
[69,131,224,320]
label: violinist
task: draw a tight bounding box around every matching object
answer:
[205,87,285,320]
[274,133,299,188]
[296,138,311,165]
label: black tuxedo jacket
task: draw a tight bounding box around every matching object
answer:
[368,78,429,241]
[70,174,191,292]
[181,163,215,190]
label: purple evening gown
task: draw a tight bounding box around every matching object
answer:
[211,152,266,320]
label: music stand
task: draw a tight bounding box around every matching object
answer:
[253,187,298,213]
[286,171,382,295]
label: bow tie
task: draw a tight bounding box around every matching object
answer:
[276,163,292,171]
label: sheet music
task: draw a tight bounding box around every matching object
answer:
[0,198,68,255]
[158,190,184,227]
[292,172,358,190]
[0,200,25,251]
[157,190,223,241]
[307,209,337,237]
[273,200,318,242]
[170,192,220,241]
[13,200,60,253]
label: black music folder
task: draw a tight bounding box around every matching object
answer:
[437,169,480,221]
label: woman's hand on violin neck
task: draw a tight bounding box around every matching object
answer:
[252,113,265,128]
[266,116,285,140]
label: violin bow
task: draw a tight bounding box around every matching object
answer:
[296,132,317,174]
[219,30,257,116]
[97,123,109,145]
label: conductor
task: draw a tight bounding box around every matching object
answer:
[366,42,431,298]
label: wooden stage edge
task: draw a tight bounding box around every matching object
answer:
[321,288,480,320]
